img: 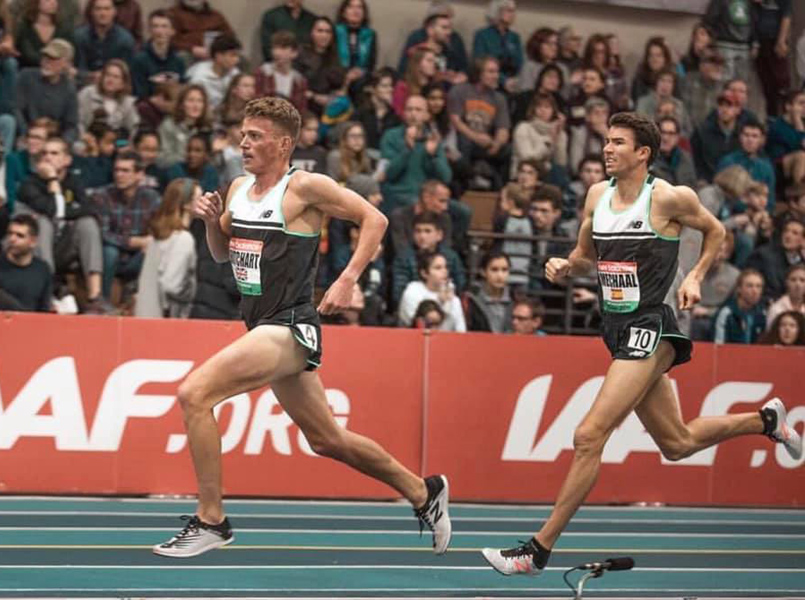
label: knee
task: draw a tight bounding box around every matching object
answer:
[176,375,209,416]
[657,434,693,462]
[76,216,100,236]
[573,422,608,456]
[303,428,347,460]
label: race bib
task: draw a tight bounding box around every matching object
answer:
[229,238,263,296]
[598,261,640,313]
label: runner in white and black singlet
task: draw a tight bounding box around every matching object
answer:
[153,97,452,559]
[482,112,802,577]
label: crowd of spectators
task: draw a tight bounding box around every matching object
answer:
[0,0,803,347]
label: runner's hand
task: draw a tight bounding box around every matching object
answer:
[318,276,356,315]
[677,274,701,310]
[194,191,223,226]
[545,257,571,284]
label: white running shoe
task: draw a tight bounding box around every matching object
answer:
[482,539,545,576]
[414,475,452,554]
[761,398,802,460]
[152,515,234,558]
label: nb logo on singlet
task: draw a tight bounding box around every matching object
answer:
[628,220,643,229]
[260,209,273,219]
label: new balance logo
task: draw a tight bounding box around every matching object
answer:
[430,503,443,524]
[628,350,647,357]
[628,220,643,229]
[260,209,273,219]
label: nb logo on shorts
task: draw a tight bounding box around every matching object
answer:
[628,349,647,358]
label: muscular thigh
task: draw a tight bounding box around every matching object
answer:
[270,370,341,440]
[633,374,688,445]
[187,325,309,407]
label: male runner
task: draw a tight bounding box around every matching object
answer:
[153,97,451,558]
[481,112,802,575]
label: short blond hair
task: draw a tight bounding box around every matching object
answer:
[244,97,301,142]
[713,165,752,199]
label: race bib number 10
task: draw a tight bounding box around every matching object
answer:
[229,238,263,296]
[598,261,640,313]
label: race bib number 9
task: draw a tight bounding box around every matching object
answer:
[598,261,640,313]
[229,238,263,296]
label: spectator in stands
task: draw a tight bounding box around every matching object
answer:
[776,183,805,232]
[334,0,376,94]
[392,210,464,305]
[134,129,165,191]
[510,297,547,335]
[4,116,53,212]
[528,63,566,119]
[188,218,239,320]
[136,79,179,131]
[326,121,373,184]
[567,66,609,129]
[518,27,560,94]
[691,231,740,340]
[0,0,18,118]
[166,0,233,62]
[77,59,140,137]
[355,68,398,151]
[131,9,185,100]
[135,177,198,319]
[603,34,630,112]
[797,29,805,85]
[766,90,805,186]
[327,173,382,274]
[94,150,160,299]
[681,48,724,130]
[380,94,451,215]
[412,298,444,329]
[557,26,582,74]
[581,34,619,110]
[215,72,255,128]
[691,89,741,183]
[291,112,326,174]
[398,250,466,331]
[568,97,609,176]
[652,116,696,188]
[260,0,317,62]
[73,120,116,191]
[564,154,605,234]
[703,0,752,82]
[157,83,210,167]
[15,38,78,143]
[511,92,567,181]
[187,33,241,110]
[448,56,511,191]
[74,0,135,86]
[16,137,106,311]
[211,126,244,191]
[166,133,219,193]
[399,1,468,85]
[466,249,512,333]
[679,22,713,76]
[529,184,571,291]
[255,31,308,115]
[295,17,341,118]
[760,310,805,346]
[636,68,692,137]
[493,182,532,290]
[746,218,805,301]
[716,121,776,210]
[317,66,353,141]
[631,36,674,104]
[423,82,458,162]
[752,0,791,116]
[103,0,143,47]
[472,0,522,93]
[388,179,453,258]
[392,46,437,117]
[723,77,761,126]
[713,267,767,344]
[0,213,51,311]
[14,0,74,69]
[766,264,805,328]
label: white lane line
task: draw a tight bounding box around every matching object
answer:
[1,565,804,572]
[4,588,802,594]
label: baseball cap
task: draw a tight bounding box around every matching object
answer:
[41,38,75,61]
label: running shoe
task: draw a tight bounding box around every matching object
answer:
[152,515,234,558]
[761,398,802,460]
[414,475,452,554]
[482,539,545,576]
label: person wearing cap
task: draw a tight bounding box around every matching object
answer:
[15,39,78,144]
[681,49,724,129]
[398,1,468,78]
[74,0,135,86]
[691,89,741,183]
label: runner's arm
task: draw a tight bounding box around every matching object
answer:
[205,177,246,263]
[670,186,725,283]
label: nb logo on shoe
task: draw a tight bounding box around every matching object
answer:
[430,504,443,524]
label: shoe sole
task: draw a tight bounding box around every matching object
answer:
[152,535,234,558]
[434,475,452,555]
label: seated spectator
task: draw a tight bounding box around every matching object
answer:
[13,0,74,69]
[512,92,567,180]
[388,178,453,258]
[157,83,211,167]
[295,17,341,118]
[99,0,143,47]
[678,22,713,76]
[317,66,353,142]
[766,264,805,329]
[166,0,233,62]
[636,68,692,137]
[131,9,186,100]
[512,157,541,198]
[334,0,377,95]
[94,150,160,299]
[759,311,805,346]
[682,48,724,130]
[746,219,805,301]
[16,137,106,310]
[215,72,256,128]
[398,250,466,331]
[690,231,740,340]
[0,213,51,311]
[699,164,752,220]
[291,112,326,173]
[136,79,179,131]
[472,0,521,93]
[74,0,135,86]
[515,63,566,125]
[517,27,560,94]
[211,124,244,190]
[398,1,468,86]
[188,218,239,319]
[260,0,317,62]
[166,133,219,193]
[776,183,805,232]
[255,31,308,115]
[423,82,460,163]
[392,46,437,117]
[569,97,609,176]
[716,121,776,212]
[4,116,54,212]
[581,34,626,111]
[604,35,630,112]
[134,129,166,191]
[187,33,240,110]
[135,177,198,318]
[412,298,445,329]
[326,121,373,184]
[564,153,605,229]
[392,210,464,305]
[380,95,451,214]
[73,120,116,191]
[567,67,609,129]
[493,182,532,290]
[652,116,696,188]
[448,56,511,191]
[77,59,140,137]
[722,78,762,128]
[0,0,18,120]
[465,249,512,332]
[691,89,741,183]
[355,68,399,151]
[511,296,547,335]
[529,184,572,290]
[631,36,674,104]
[557,25,582,74]
[713,267,767,344]
[766,90,805,186]
[15,38,78,143]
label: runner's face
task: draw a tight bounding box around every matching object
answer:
[240,117,291,174]
[604,126,646,176]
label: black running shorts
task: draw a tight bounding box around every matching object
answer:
[251,303,323,371]
[601,304,692,370]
